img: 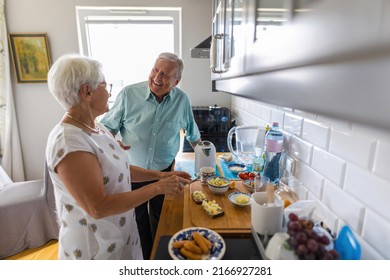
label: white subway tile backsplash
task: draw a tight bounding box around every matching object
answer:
[329,128,376,169]
[302,119,330,150]
[312,148,346,186]
[316,115,352,131]
[358,237,386,260]
[290,136,313,164]
[260,104,272,122]
[322,180,364,233]
[248,101,260,117]
[233,96,390,258]
[309,197,339,234]
[297,163,324,199]
[271,109,284,127]
[373,138,390,181]
[361,209,390,259]
[283,113,303,137]
[344,164,390,223]
[293,109,317,120]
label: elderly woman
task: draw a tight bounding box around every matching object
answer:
[45,54,191,260]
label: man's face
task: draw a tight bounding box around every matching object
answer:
[148,58,179,97]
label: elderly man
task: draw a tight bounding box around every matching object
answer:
[101,52,201,259]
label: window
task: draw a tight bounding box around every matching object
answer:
[76,7,181,104]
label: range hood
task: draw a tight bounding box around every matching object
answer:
[190,36,211,58]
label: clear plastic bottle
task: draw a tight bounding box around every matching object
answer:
[253,125,269,173]
[263,122,283,183]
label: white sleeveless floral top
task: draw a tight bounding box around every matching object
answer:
[46,123,143,260]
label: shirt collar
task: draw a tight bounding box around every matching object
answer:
[145,87,175,103]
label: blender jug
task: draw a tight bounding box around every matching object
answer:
[227,125,265,165]
[195,141,216,176]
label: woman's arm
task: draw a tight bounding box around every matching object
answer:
[55,151,187,219]
[130,164,192,182]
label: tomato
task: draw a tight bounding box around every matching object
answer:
[238,172,256,180]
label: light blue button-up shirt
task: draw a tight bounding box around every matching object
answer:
[100,81,200,170]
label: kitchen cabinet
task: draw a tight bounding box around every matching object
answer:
[211,0,247,79]
[212,0,390,131]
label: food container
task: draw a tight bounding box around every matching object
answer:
[251,192,284,235]
[207,176,230,195]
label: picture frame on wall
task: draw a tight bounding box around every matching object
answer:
[8,33,52,83]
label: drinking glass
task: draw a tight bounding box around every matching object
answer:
[254,175,270,192]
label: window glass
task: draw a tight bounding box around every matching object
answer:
[76,8,180,105]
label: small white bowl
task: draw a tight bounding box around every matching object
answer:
[207,176,230,195]
[228,192,251,207]
[228,163,246,174]
[242,179,255,193]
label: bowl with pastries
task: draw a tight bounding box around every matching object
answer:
[206,176,230,195]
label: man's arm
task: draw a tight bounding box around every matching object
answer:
[190,138,202,150]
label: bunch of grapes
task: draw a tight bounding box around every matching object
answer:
[286,213,339,260]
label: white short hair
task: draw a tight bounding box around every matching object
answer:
[47,54,104,110]
[157,52,184,80]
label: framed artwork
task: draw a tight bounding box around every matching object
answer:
[8,33,52,83]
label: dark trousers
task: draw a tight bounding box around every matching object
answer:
[132,163,173,260]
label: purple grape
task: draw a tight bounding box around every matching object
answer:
[295,231,308,244]
[288,221,302,232]
[319,235,330,245]
[305,228,315,239]
[288,213,299,222]
[306,238,319,253]
[329,249,339,260]
[296,244,308,256]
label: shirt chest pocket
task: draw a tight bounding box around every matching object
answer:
[161,121,182,145]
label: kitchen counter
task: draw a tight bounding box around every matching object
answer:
[150,152,257,260]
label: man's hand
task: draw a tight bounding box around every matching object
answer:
[117,140,131,150]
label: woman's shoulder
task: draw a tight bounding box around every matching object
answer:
[47,124,95,153]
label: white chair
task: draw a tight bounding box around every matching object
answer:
[0,163,59,259]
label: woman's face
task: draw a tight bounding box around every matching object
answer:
[90,81,111,115]
[148,58,179,97]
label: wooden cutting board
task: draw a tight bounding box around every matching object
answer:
[183,180,252,232]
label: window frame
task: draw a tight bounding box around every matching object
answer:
[76,6,181,57]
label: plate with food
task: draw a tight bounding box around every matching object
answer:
[192,190,207,204]
[228,192,251,207]
[202,199,224,218]
[168,227,226,260]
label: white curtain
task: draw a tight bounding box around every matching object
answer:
[0,0,25,181]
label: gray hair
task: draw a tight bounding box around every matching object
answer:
[157,52,184,80]
[47,54,104,110]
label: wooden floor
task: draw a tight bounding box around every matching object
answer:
[4,240,58,260]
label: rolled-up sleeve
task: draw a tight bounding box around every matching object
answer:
[100,91,126,135]
[184,103,201,143]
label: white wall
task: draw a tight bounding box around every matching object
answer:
[232,96,390,259]
[5,0,231,180]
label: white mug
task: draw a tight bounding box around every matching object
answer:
[200,166,215,185]
[251,192,284,235]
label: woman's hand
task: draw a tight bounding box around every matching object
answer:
[156,175,190,195]
[160,170,192,180]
